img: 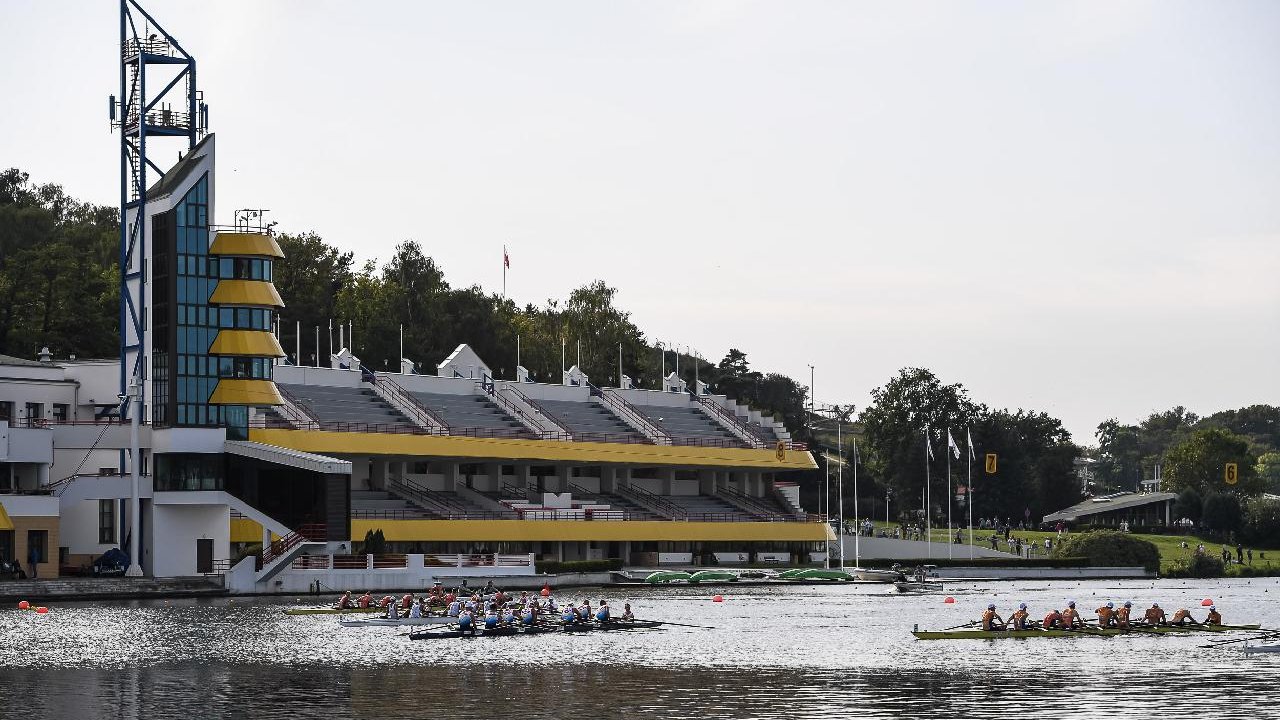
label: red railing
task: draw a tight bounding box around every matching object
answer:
[258,523,325,569]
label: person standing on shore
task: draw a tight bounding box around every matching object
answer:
[28,544,38,580]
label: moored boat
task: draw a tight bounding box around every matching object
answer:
[1243,641,1280,654]
[645,571,693,584]
[782,568,854,581]
[687,570,738,583]
[853,568,900,583]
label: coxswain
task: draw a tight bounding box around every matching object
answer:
[981,603,1006,631]
[1010,603,1030,630]
[621,603,634,621]
[337,591,354,609]
[1096,601,1116,627]
[1061,600,1084,628]
[1170,607,1197,626]
[1042,608,1063,630]
[447,598,462,617]
[596,600,611,623]
[357,591,373,608]
[1116,601,1132,629]
[1204,605,1222,625]
[1143,602,1166,626]
[483,580,498,596]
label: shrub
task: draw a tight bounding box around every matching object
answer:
[359,529,386,555]
[1051,530,1160,572]
[1167,553,1225,578]
[536,559,624,575]
[861,557,1089,569]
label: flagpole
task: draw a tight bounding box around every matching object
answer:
[946,427,952,560]
[967,427,974,561]
[837,416,845,571]
[852,439,860,569]
[824,454,831,569]
[925,425,931,560]
[502,245,507,298]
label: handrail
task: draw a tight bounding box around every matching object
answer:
[275,385,321,428]
[259,523,325,569]
[717,484,788,520]
[599,388,672,445]
[482,383,550,437]
[504,386,574,436]
[370,375,449,431]
[387,476,512,519]
[616,484,687,521]
[696,396,767,449]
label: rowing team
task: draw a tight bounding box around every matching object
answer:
[453,598,636,631]
[982,600,1223,631]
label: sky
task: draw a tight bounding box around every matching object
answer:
[2,1,1278,444]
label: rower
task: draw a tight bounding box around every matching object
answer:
[1116,601,1132,629]
[380,595,395,609]
[385,600,400,620]
[1204,605,1222,625]
[1143,602,1166,626]
[1170,607,1197,626]
[483,580,498,596]
[1061,600,1084,628]
[409,600,423,619]
[484,603,500,629]
[577,600,592,622]
[458,609,474,633]
[401,593,414,610]
[502,605,517,625]
[447,598,462,617]
[1010,603,1030,630]
[981,603,1006,631]
[621,603,634,621]
[562,606,578,625]
[521,607,536,626]
[357,591,373,608]
[337,591,354,610]
[1096,601,1116,627]
[1042,608,1063,630]
[596,599,611,623]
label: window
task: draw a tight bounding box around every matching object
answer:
[26,530,48,564]
[155,453,224,491]
[99,500,116,544]
[24,403,43,425]
[52,404,69,423]
[0,402,12,423]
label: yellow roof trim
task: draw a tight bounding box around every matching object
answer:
[248,428,818,470]
[208,330,285,358]
[0,503,12,531]
[209,280,285,308]
[209,379,284,406]
[351,519,830,543]
[210,232,285,258]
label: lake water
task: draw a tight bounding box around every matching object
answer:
[1,577,1276,719]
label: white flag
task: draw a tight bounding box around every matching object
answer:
[966,427,976,460]
[947,429,961,460]
[925,427,934,461]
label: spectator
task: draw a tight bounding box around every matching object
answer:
[27,544,38,580]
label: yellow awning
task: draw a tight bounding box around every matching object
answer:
[210,232,285,258]
[209,280,285,308]
[0,503,12,531]
[208,330,285,357]
[209,379,284,406]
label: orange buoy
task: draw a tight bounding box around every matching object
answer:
[35,607,48,614]
[712,595,724,603]
[944,597,955,604]
[540,587,551,598]
[17,601,29,610]
[1201,598,1214,606]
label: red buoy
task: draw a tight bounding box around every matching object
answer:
[35,607,48,614]
[17,601,29,610]
[944,597,955,604]
[540,586,551,598]
[712,595,724,603]
[1201,598,1214,606]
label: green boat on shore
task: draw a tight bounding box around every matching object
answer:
[644,571,694,584]
[688,570,738,583]
[780,568,854,581]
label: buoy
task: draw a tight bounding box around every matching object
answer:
[944,597,955,604]
[712,595,724,603]
[17,601,29,610]
[35,607,48,614]
[540,587,551,598]
[1201,598,1214,606]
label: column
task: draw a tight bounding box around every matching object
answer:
[443,462,459,491]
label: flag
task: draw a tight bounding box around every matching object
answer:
[504,247,510,268]
[966,427,976,460]
[947,429,961,460]
[925,427,934,460]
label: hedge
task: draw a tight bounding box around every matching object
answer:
[1051,530,1160,572]
[859,557,1090,569]
[536,559,624,575]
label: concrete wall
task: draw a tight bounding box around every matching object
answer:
[273,365,363,389]
[59,498,119,560]
[150,504,229,577]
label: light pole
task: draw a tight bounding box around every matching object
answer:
[124,374,143,577]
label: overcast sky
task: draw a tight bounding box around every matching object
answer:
[2,1,1277,443]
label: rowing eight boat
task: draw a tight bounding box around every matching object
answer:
[407,619,665,640]
[338,616,457,627]
[913,623,1261,640]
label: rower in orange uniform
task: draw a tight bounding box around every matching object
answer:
[1042,608,1064,630]
[1061,600,1085,628]
[1010,603,1030,630]
[1096,601,1116,627]
[1115,601,1132,629]
[1170,607,1197,625]
[981,603,1006,631]
[337,591,353,609]
[1143,602,1166,626]
[1203,605,1222,625]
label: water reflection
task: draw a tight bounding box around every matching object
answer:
[0,578,1275,719]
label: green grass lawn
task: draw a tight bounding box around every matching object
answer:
[856,520,1280,574]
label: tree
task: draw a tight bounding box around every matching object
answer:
[274,231,354,363]
[1173,488,1202,524]
[1241,497,1280,546]
[1200,492,1243,534]
[1163,428,1262,496]
[1255,453,1280,494]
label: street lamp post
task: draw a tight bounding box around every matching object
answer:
[125,375,143,577]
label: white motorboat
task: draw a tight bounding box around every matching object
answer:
[853,568,901,583]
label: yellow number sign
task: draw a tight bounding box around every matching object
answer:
[1225,463,1238,485]
[985,453,998,474]
[776,441,786,462]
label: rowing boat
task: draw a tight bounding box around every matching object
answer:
[913,623,1262,640]
[408,625,556,640]
[283,607,382,616]
[687,570,738,583]
[407,619,665,640]
[338,616,457,627]
[894,581,945,593]
[781,569,855,581]
[645,571,693,584]
[554,619,664,632]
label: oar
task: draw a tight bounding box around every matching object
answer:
[942,620,980,631]
[651,620,716,630]
[1200,630,1280,648]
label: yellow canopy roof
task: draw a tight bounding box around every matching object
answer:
[210,232,284,258]
[209,280,285,308]
[209,379,284,406]
[208,330,285,358]
[0,503,13,531]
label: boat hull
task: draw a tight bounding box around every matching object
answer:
[339,616,456,627]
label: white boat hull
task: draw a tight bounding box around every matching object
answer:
[339,616,457,627]
[1243,642,1280,654]
[853,568,900,583]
